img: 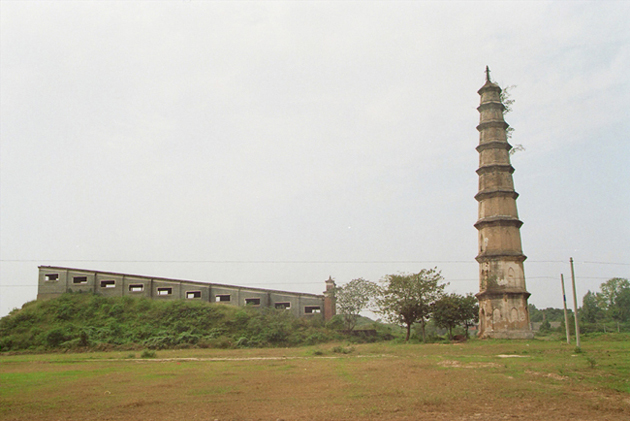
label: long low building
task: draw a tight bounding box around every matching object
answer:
[37,266,336,320]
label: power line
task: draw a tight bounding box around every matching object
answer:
[2,258,628,265]
[1,275,622,288]
[4,258,412,263]
[581,261,630,266]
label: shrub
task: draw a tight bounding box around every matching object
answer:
[0,336,14,351]
[332,345,354,354]
[140,349,156,358]
[143,335,175,350]
[304,332,325,345]
[78,328,91,347]
[325,315,344,331]
[45,327,69,348]
[176,331,201,345]
[207,336,234,349]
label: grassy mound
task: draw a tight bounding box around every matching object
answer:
[0,293,344,352]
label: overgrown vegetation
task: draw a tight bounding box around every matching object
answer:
[0,292,353,352]
[0,290,459,353]
[5,275,627,352]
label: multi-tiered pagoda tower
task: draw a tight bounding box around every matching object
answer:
[475,67,533,339]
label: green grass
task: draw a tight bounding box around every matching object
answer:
[1,337,629,420]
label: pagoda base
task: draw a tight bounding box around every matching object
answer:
[477,292,533,339]
[478,329,534,339]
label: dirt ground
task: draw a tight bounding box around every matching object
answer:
[1,341,629,420]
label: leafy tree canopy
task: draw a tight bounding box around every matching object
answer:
[596,278,630,322]
[378,268,446,341]
[582,290,605,324]
[334,278,379,332]
[433,293,479,339]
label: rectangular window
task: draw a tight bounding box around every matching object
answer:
[245,298,261,306]
[304,306,321,314]
[100,280,116,288]
[215,294,231,302]
[275,302,291,310]
[186,291,201,299]
[129,284,144,292]
[157,287,172,296]
[73,276,88,284]
[45,273,59,282]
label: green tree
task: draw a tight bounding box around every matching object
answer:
[458,293,479,338]
[378,269,446,342]
[581,290,605,324]
[616,288,630,323]
[334,278,379,332]
[432,293,460,339]
[432,293,479,339]
[538,307,566,323]
[528,305,568,323]
[538,319,552,334]
[528,304,542,322]
[597,278,630,323]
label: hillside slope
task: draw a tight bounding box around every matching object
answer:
[0,293,342,352]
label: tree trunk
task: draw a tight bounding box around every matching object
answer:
[405,323,411,341]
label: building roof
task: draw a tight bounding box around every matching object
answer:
[38,265,324,298]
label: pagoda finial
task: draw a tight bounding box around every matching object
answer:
[485,65,491,83]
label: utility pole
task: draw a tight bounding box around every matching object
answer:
[570,258,581,348]
[561,274,570,345]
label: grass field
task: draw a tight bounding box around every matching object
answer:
[1,335,629,420]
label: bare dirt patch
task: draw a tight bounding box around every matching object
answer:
[496,354,529,358]
[438,359,502,368]
[526,369,569,381]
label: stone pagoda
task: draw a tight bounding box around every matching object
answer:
[474,67,533,339]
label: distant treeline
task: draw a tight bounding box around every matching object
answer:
[529,277,630,334]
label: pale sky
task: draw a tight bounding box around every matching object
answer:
[1,1,629,317]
